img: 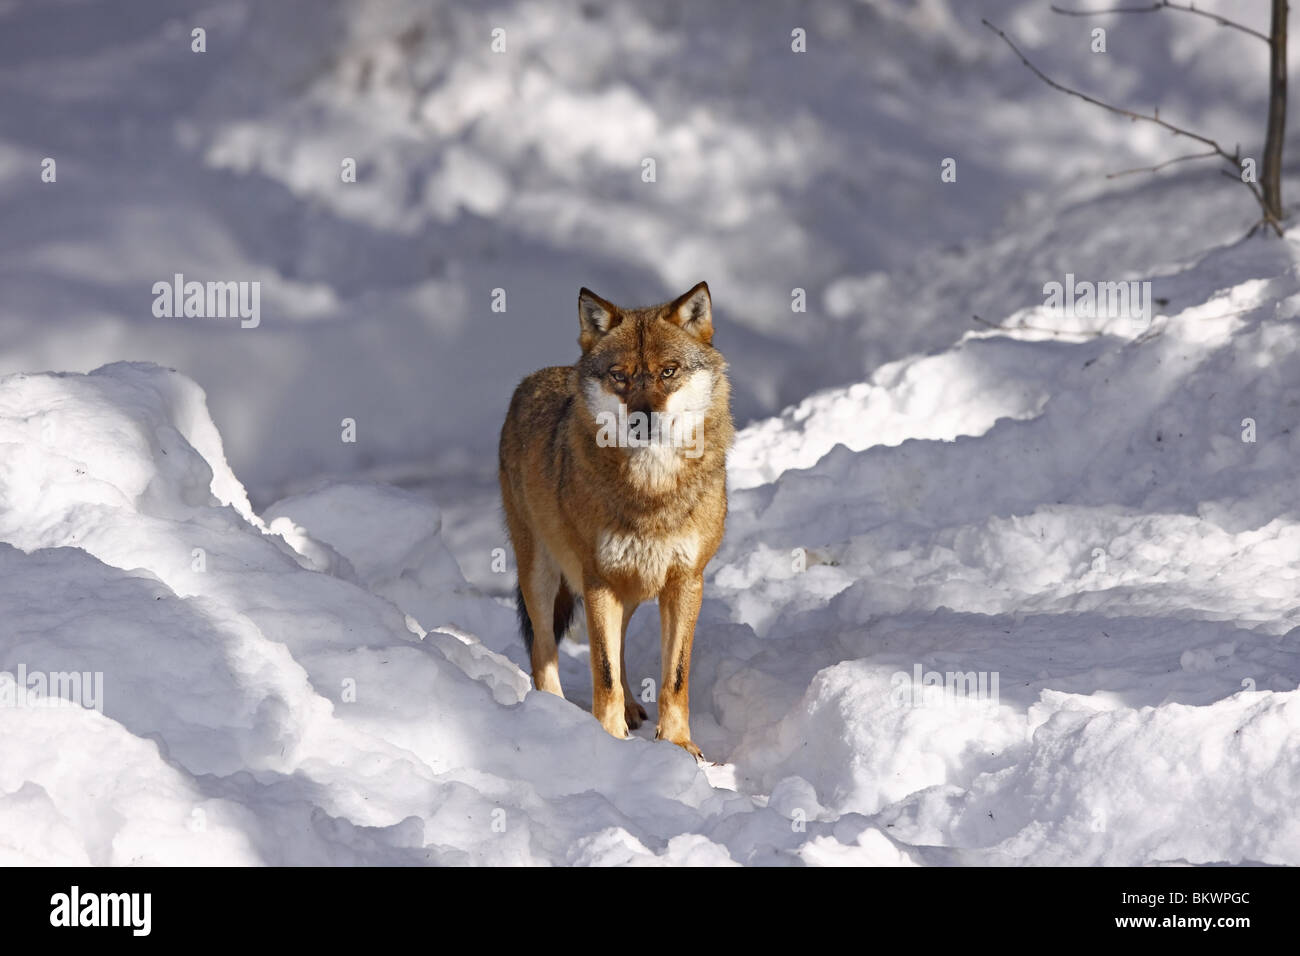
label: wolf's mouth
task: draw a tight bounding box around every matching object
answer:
[593,403,705,458]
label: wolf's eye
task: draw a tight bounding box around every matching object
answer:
[609,369,627,384]
[661,367,677,379]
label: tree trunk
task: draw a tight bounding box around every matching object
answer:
[1262,0,1288,223]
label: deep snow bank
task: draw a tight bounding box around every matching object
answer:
[0,362,878,864]
[3,231,1300,866]
[703,235,1300,865]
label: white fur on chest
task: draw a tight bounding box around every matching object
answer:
[625,444,683,491]
[596,529,700,585]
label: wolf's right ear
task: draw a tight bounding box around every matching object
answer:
[578,287,622,352]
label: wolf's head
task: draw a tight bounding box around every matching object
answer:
[575,282,731,487]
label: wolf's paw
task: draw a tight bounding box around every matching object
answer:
[596,711,630,740]
[678,739,704,761]
[655,728,704,761]
[624,698,649,730]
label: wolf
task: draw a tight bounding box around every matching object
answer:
[498,282,733,759]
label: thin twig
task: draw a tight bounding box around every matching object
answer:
[1129,322,1166,345]
[982,18,1283,235]
[1105,148,1218,178]
[971,314,1106,337]
[1218,170,1284,235]
[983,19,1232,159]
[1049,2,1270,44]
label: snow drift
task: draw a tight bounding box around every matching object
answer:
[3,221,1299,864]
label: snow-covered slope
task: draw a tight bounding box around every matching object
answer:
[3,216,1298,864]
[709,236,1300,864]
[0,363,734,865]
[2,0,1297,867]
[0,0,1287,501]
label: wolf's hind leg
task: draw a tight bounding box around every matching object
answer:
[517,545,566,698]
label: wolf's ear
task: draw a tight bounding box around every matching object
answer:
[578,287,622,352]
[664,281,712,344]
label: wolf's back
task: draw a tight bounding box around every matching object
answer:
[499,366,576,474]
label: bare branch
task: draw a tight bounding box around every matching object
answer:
[1219,171,1284,235]
[982,19,1234,161]
[971,314,1106,338]
[1105,149,1218,178]
[1049,2,1271,44]
[982,18,1279,229]
[1216,167,1271,211]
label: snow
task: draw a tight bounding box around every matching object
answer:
[1,0,1285,501]
[4,228,1299,864]
[1,0,1298,866]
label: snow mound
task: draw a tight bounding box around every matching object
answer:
[696,236,1300,865]
[4,230,1300,865]
[0,362,852,864]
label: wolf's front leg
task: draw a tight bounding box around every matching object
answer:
[655,571,704,759]
[620,602,648,730]
[583,582,629,738]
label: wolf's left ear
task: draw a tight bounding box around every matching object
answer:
[664,281,713,344]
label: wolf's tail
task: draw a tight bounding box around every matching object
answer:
[516,582,579,654]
